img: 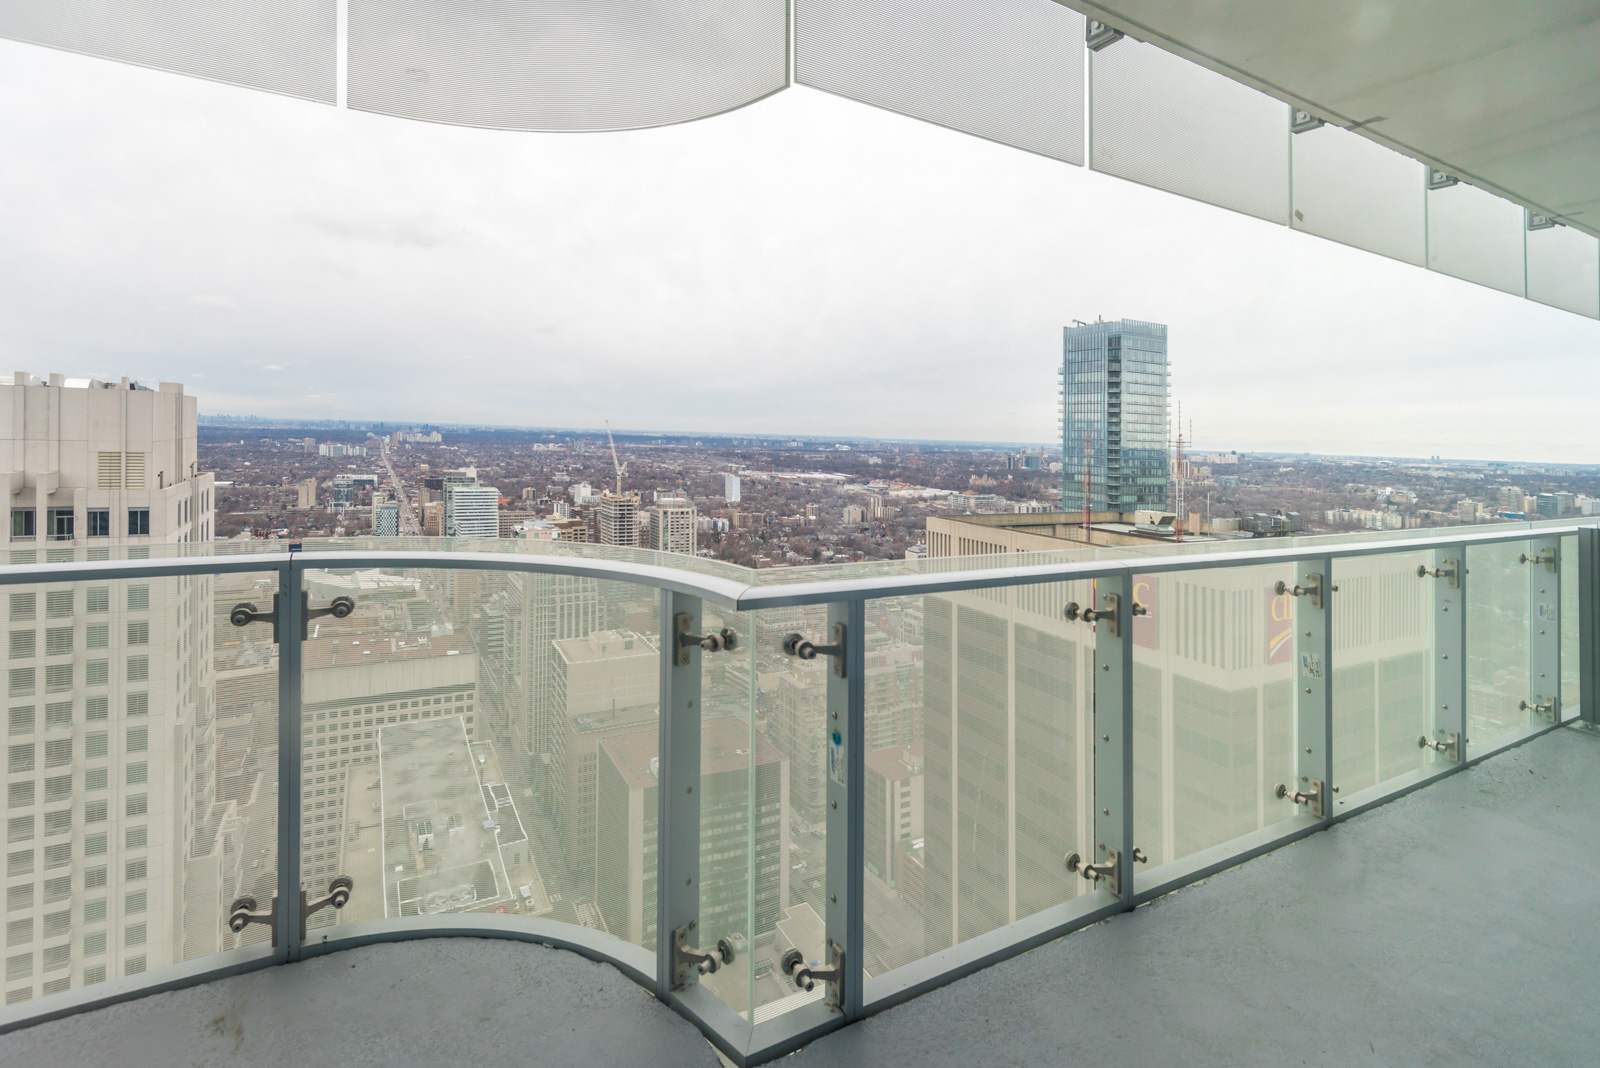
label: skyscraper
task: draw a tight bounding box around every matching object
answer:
[598,492,639,547]
[445,484,499,539]
[1061,319,1170,515]
[723,473,740,503]
[0,374,218,1002]
[647,497,696,555]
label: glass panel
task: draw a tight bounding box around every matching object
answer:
[302,566,658,957]
[1561,535,1580,718]
[0,0,335,103]
[1526,222,1600,319]
[1132,564,1299,867]
[1329,552,1433,797]
[1090,38,1290,224]
[1290,124,1426,266]
[862,578,1094,983]
[0,569,269,1007]
[1466,541,1533,747]
[796,0,1086,165]
[740,603,832,1024]
[349,0,788,132]
[1426,181,1526,296]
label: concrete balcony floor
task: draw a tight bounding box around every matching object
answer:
[5,726,1595,1068]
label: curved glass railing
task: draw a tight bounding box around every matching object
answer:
[0,522,1593,1062]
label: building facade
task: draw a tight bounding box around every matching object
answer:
[445,485,499,539]
[647,498,696,555]
[598,492,639,548]
[1061,319,1170,515]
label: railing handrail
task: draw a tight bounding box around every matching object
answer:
[0,519,1588,609]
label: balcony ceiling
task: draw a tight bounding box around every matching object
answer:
[1070,1,1600,236]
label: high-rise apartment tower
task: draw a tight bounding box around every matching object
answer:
[1061,319,1170,515]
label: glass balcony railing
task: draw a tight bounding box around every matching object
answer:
[0,522,1594,1063]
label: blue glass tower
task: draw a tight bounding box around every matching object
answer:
[1061,319,1169,514]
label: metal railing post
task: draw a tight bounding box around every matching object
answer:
[657,590,702,994]
[276,561,305,960]
[823,599,865,1018]
[1091,571,1136,903]
[1292,555,1334,820]
[1428,544,1467,761]
[1529,535,1562,723]
[1580,527,1599,727]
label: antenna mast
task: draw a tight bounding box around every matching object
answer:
[1173,402,1185,543]
[604,420,627,495]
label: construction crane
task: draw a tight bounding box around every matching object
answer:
[604,420,627,495]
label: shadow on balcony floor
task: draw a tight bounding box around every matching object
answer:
[4,727,1597,1068]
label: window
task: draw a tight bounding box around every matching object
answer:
[128,585,149,611]
[44,843,70,870]
[86,732,108,758]
[8,742,33,773]
[86,660,108,686]
[125,890,146,914]
[125,956,146,976]
[44,627,71,656]
[83,964,106,985]
[126,762,147,785]
[6,884,33,913]
[44,664,72,693]
[43,775,69,803]
[5,919,29,945]
[44,809,71,835]
[87,509,110,537]
[7,782,32,808]
[127,621,151,647]
[84,833,106,857]
[126,794,147,817]
[44,702,70,730]
[43,944,70,972]
[8,668,34,698]
[126,726,148,753]
[10,508,34,538]
[8,593,33,622]
[6,850,31,878]
[83,931,105,957]
[7,816,33,843]
[84,866,106,889]
[83,899,105,923]
[44,738,71,768]
[126,657,148,683]
[43,876,70,903]
[126,693,148,717]
[45,591,72,618]
[85,800,107,824]
[86,623,108,650]
[46,507,73,541]
[85,766,106,790]
[125,859,147,882]
[127,509,150,537]
[85,696,108,722]
[5,954,30,982]
[7,706,32,735]
[86,587,108,613]
[8,631,34,659]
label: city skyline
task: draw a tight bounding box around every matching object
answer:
[1,41,1597,463]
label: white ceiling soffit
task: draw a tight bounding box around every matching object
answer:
[1065,1,1600,239]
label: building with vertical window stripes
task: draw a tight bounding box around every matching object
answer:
[1061,319,1170,515]
[2,373,216,1006]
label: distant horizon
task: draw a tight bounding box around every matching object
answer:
[195,414,1600,470]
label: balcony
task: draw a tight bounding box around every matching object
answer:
[0,523,1595,1064]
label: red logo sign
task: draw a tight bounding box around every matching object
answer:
[493,905,509,914]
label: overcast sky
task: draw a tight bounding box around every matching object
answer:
[0,38,1596,460]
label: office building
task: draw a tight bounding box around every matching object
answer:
[596,717,788,956]
[864,744,923,889]
[317,443,366,458]
[0,373,216,1003]
[372,498,399,537]
[1061,319,1170,514]
[421,501,443,537]
[445,484,499,539]
[723,474,740,503]
[598,492,640,548]
[647,498,696,555]
[296,479,317,510]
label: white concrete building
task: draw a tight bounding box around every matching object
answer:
[445,485,499,539]
[648,498,696,555]
[1,373,219,1007]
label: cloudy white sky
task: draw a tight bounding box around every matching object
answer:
[0,38,1596,460]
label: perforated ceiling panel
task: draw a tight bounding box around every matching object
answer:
[796,0,1085,165]
[348,0,789,132]
[0,0,335,102]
